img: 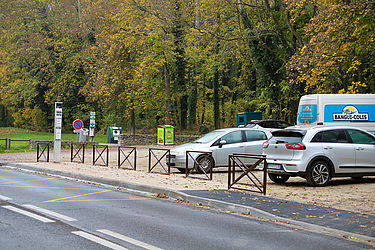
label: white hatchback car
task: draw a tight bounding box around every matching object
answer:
[168,128,272,173]
[263,126,375,186]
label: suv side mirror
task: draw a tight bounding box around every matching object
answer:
[219,140,227,148]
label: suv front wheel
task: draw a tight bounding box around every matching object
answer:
[306,160,331,187]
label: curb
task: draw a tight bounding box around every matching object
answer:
[1,161,374,247]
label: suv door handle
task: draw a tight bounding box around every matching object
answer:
[323,146,333,150]
[356,147,364,151]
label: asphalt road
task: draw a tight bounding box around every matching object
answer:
[0,166,371,249]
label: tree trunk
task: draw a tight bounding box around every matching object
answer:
[164,62,171,125]
[213,68,220,129]
[200,75,206,125]
[130,108,135,135]
[188,69,197,129]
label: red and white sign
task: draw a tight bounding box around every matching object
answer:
[73,119,84,130]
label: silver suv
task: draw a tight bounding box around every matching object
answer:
[262,126,375,186]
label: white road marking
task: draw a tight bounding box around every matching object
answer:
[72,231,128,250]
[23,204,77,222]
[0,195,12,201]
[97,229,163,250]
[2,205,55,223]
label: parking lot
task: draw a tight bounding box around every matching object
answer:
[1,145,374,216]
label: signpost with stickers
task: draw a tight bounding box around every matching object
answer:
[54,102,63,162]
[89,112,96,141]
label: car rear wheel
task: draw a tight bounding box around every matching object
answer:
[268,173,290,184]
[306,161,331,187]
[196,155,214,174]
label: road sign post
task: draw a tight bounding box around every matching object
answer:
[73,119,84,142]
[54,102,63,162]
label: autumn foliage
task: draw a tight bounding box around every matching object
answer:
[0,0,373,132]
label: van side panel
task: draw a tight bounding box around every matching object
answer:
[324,104,375,123]
[297,94,375,134]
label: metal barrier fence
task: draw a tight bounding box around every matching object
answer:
[185,151,213,180]
[93,145,109,166]
[148,148,170,174]
[71,143,85,163]
[36,142,50,162]
[0,138,8,149]
[228,154,267,195]
[8,139,31,149]
[118,146,137,170]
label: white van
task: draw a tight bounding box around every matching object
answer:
[297,94,375,135]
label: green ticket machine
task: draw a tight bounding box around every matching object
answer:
[107,127,122,143]
[157,125,175,145]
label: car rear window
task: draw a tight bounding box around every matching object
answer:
[268,130,305,144]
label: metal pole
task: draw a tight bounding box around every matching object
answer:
[118,146,120,168]
[106,146,109,167]
[134,148,137,171]
[167,150,170,174]
[148,149,151,172]
[210,153,213,180]
[263,158,267,195]
[37,144,40,162]
[228,156,231,189]
[93,145,95,165]
[82,144,85,164]
[185,152,188,177]
[47,144,50,162]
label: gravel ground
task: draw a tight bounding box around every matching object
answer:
[1,145,374,216]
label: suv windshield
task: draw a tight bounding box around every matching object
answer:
[269,130,306,144]
[194,130,225,143]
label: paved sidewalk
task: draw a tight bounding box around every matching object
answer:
[184,190,375,238]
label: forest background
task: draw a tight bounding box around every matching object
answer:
[0,0,374,134]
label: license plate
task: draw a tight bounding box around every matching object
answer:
[267,164,282,170]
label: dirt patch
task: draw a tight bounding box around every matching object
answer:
[1,146,374,216]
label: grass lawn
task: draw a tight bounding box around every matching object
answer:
[0,127,107,153]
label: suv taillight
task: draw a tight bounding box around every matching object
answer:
[262,142,269,149]
[285,142,305,150]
